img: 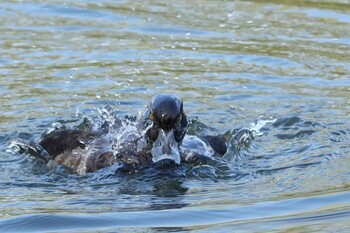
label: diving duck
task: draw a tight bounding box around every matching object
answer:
[38,94,231,174]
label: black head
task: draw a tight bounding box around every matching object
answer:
[150,94,184,131]
[145,94,188,166]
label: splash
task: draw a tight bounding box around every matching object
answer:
[249,117,277,136]
[7,103,276,179]
[223,117,277,162]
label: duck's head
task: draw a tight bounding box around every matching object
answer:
[145,94,188,167]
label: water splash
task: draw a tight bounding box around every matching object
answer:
[223,117,276,162]
[249,117,277,136]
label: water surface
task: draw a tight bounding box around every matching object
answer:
[1,0,350,232]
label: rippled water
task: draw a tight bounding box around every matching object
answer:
[1,0,350,232]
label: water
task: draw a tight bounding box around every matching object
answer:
[1,0,350,232]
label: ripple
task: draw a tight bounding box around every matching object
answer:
[1,191,350,232]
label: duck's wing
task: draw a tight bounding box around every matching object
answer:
[39,129,102,159]
[199,135,228,156]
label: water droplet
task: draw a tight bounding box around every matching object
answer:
[227,11,235,18]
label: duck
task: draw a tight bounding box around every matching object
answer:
[38,94,230,174]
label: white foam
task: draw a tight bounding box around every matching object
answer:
[249,117,277,136]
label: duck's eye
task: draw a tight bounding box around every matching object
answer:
[178,114,182,121]
[150,112,154,121]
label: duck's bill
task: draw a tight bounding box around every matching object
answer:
[151,129,181,165]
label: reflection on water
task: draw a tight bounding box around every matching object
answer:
[1,0,350,232]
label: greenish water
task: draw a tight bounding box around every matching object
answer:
[1,0,350,232]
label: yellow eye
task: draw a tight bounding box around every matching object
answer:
[178,114,182,121]
[150,113,154,121]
